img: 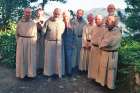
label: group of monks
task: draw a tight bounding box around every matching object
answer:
[16,3,122,89]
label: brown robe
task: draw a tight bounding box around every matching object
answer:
[98,26,122,89]
[16,17,37,78]
[79,24,94,71]
[43,17,65,78]
[88,25,106,80]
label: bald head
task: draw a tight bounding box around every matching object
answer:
[53,8,62,18]
[24,7,32,19]
[106,15,116,26]
[107,4,116,15]
[95,15,103,26]
[87,13,94,24]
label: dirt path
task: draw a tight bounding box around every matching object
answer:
[0,66,118,93]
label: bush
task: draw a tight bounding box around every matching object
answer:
[117,36,140,92]
[0,22,16,68]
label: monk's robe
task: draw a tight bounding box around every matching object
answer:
[98,26,122,89]
[16,17,37,78]
[43,17,65,78]
[79,23,94,71]
[88,25,106,80]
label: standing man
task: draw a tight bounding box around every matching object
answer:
[62,10,76,76]
[43,8,65,78]
[16,8,37,79]
[34,8,46,73]
[71,9,86,69]
[99,15,122,89]
[79,13,94,71]
[88,15,106,81]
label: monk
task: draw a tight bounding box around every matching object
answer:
[104,4,119,26]
[79,13,94,71]
[16,8,37,79]
[71,9,86,69]
[88,15,106,80]
[43,8,65,78]
[98,15,122,89]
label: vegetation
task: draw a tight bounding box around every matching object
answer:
[0,22,16,68]
[125,0,140,32]
[0,0,66,30]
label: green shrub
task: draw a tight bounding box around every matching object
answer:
[0,22,16,68]
[117,36,140,91]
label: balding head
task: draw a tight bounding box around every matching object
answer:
[87,13,94,24]
[95,15,103,26]
[106,15,117,26]
[53,8,62,18]
[23,7,32,19]
[107,4,116,15]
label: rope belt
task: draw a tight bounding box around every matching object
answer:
[18,35,35,38]
[92,44,99,47]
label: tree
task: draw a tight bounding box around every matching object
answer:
[117,9,126,23]
[0,0,30,30]
[0,0,66,30]
[125,0,140,32]
[30,0,66,9]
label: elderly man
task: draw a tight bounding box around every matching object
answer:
[62,10,76,76]
[98,15,122,89]
[104,4,119,26]
[34,8,46,73]
[88,15,106,80]
[16,8,37,79]
[71,9,86,69]
[79,13,94,71]
[43,8,65,78]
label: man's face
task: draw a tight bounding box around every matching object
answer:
[36,10,44,17]
[95,16,103,26]
[107,5,115,14]
[53,9,61,19]
[87,15,94,24]
[107,16,115,26]
[24,8,31,18]
[76,10,84,19]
